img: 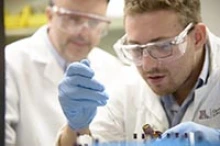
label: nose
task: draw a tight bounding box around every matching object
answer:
[74,21,91,37]
[142,55,161,71]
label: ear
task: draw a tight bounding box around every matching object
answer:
[45,6,53,28]
[45,6,53,22]
[192,23,207,50]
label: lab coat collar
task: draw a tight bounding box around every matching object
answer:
[206,28,220,72]
[194,28,220,109]
[182,29,220,122]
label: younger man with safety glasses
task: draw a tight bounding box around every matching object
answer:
[57,0,220,145]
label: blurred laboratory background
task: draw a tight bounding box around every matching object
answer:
[4,0,220,56]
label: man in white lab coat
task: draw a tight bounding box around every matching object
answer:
[5,0,124,146]
[57,0,220,145]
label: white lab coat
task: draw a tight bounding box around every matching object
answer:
[90,30,220,142]
[5,26,124,146]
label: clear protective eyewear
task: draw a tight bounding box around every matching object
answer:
[114,23,194,66]
[51,6,111,37]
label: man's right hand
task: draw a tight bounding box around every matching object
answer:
[58,59,109,130]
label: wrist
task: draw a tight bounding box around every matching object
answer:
[68,122,91,134]
[59,125,91,146]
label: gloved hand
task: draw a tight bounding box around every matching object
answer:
[161,122,220,143]
[58,59,109,130]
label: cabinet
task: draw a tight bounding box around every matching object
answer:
[5,0,48,44]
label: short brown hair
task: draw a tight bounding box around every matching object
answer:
[124,0,202,26]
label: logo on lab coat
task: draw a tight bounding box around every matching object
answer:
[199,110,209,119]
[199,107,220,120]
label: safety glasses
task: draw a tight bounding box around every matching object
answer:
[51,6,111,37]
[114,23,194,66]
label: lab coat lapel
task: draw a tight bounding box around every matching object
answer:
[44,59,64,85]
[29,26,64,85]
[31,51,64,86]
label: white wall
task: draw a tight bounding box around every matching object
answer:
[107,0,220,36]
[107,0,124,18]
[201,0,220,36]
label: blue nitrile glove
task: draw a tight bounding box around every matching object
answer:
[58,59,109,130]
[161,122,220,144]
